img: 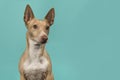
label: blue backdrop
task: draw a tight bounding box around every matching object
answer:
[0,0,120,80]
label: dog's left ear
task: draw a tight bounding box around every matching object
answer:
[45,8,55,26]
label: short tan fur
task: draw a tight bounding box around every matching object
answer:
[19,4,55,80]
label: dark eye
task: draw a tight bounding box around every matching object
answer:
[46,26,49,30]
[33,25,38,29]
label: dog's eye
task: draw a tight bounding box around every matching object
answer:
[33,25,38,29]
[46,26,49,30]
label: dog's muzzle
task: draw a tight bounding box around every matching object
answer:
[40,35,48,44]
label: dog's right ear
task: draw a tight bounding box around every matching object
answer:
[24,4,34,25]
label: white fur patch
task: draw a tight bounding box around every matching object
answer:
[29,39,41,59]
[24,56,48,71]
[23,39,48,72]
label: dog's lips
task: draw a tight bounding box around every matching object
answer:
[35,39,48,44]
[34,43,40,46]
[34,38,48,44]
[41,40,47,44]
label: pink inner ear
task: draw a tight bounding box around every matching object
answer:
[27,11,31,21]
[45,8,55,26]
[24,16,28,23]
[24,10,31,23]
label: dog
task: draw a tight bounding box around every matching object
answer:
[19,4,55,80]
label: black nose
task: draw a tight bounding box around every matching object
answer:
[41,36,48,44]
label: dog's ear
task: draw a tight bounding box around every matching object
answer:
[24,4,34,25]
[45,8,55,26]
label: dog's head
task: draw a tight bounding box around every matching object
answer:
[24,5,55,44]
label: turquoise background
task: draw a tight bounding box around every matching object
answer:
[0,0,120,80]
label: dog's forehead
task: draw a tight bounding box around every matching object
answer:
[30,19,47,26]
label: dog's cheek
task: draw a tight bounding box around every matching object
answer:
[46,29,50,35]
[33,31,40,38]
[47,30,49,35]
[44,28,49,35]
[29,32,34,39]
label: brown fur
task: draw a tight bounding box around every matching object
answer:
[18,4,55,80]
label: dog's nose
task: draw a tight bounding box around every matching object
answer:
[42,35,48,41]
[41,35,48,43]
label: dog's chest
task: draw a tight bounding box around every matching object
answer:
[24,57,48,80]
[24,56,48,71]
[23,56,48,80]
[23,47,48,80]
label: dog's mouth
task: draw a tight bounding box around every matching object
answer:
[34,42,47,47]
[34,40,47,46]
[32,37,48,46]
[41,40,47,44]
[34,43,41,46]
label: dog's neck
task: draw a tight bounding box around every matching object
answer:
[26,38,45,60]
